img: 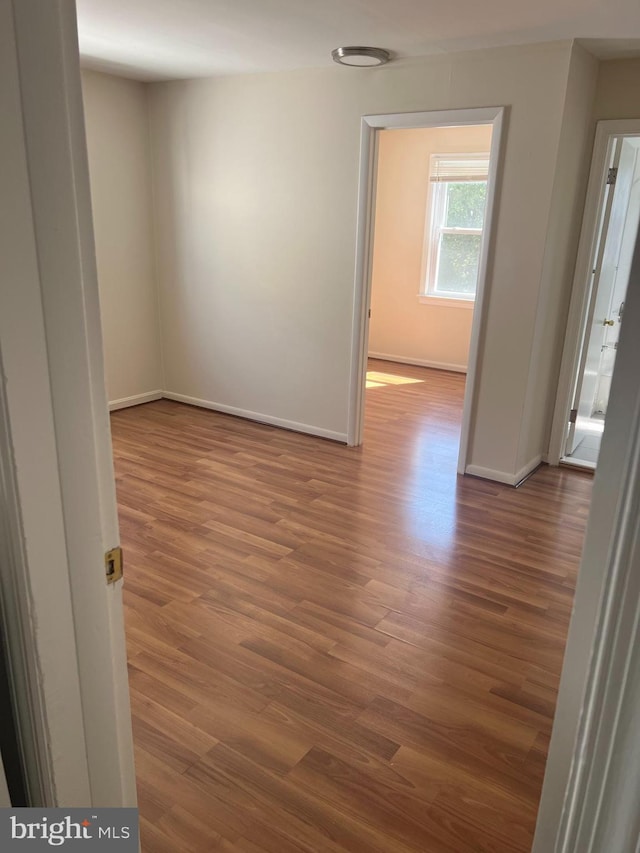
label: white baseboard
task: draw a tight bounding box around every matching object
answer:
[465,455,543,487]
[514,454,543,486]
[465,465,518,485]
[108,390,163,411]
[162,392,348,444]
[368,352,467,374]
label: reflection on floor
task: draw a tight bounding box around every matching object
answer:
[563,415,604,469]
[111,359,593,853]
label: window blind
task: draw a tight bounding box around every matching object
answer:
[430,154,490,183]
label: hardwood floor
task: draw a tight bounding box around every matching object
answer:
[111,359,593,853]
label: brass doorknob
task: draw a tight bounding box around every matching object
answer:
[603,319,615,326]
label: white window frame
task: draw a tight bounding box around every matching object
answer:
[420,153,489,307]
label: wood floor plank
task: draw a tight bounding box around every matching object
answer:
[111,360,593,852]
[133,745,247,841]
[188,742,438,853]
[130,687,218,769]
[288,744,468,853]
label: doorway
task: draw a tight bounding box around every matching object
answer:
[551,121,640,470]
[347,108,504,475]
[364,124,493,455]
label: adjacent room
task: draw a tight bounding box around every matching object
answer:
[558,134,640,470]
[365,122,493,468]
[74,4,640,850]
[368,124,493,374]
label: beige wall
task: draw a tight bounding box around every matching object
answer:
[148,41,581,474]
[594,58,640,121]
[517,42,598,471]
[368,124,493,371]
[82,69,163,405]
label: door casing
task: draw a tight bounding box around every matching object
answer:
[549,119,640,465]
[347,106,505,476]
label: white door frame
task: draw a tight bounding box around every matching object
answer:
[347,106,505,475]
[0,0,136,807]
[533,219,640,851]
[548,119,640,465]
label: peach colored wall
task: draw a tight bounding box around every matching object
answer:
[368,125,493,371]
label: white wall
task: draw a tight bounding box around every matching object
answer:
[517,42,598,472]
[148,41,583,473]
[82,69,163,406]
[368,125,493,372]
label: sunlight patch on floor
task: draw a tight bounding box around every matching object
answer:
[366,371,424,388]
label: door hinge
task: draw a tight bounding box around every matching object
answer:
[569,408,578,424]
[105,546,123,584]
[607,167,618,186]
[368,308,371,319]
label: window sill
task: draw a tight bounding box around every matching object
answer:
[417,294,475,309]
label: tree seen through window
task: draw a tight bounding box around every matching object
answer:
[425,155,489,300]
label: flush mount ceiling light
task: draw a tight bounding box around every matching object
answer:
[331,46,391,67]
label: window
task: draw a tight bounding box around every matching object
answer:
[423,154,489,303]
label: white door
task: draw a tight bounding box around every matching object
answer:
[565,138,621,454]
[565,137,637,459]
[594,145,640,415]
[0,0,136,806]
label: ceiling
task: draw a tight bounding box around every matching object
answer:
[76,0,640,82]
